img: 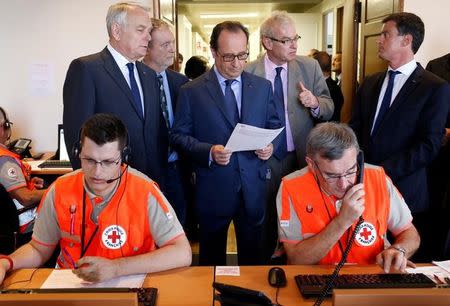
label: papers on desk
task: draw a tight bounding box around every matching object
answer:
[224,124,284,152]
[406,261,450,284]
[41,269,146,289]
[215,266,240,276]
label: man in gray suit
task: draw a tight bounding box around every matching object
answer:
[245,11,333,263]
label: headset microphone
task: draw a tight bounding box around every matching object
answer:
[106,165,128,184]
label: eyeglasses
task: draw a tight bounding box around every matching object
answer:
[216,51,249,62]
[313,160,359,183]
[267,34,301,45]
[80,156,121,169]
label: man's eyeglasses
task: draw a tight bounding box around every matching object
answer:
[80,156,121,169]
[217,51,249,62]
[313,160,359,183]
[267,34,301,45]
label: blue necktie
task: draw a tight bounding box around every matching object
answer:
[126,63,143,118]
[224,79,239,124]
[372,70,400,135]
[274,67,287,159]
[157,75,170,129]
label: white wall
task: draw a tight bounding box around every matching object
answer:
[290,13,321,56]
[404,0,450,66]
[177,14,192,73]
[0,0,152,153]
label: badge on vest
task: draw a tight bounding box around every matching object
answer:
[355,221,377,247]
[7,167,17,178]
[102,225,127,249]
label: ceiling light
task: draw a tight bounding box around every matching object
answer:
[203,24,249,29]
[200,13,258,19]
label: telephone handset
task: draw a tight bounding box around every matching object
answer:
[356,150,364,184]
[8,138,32,159]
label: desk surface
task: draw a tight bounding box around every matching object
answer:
[1,265,436,306]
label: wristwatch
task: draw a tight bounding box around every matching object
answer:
[390,245,406,256]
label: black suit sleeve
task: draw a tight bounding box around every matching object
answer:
[63,59,96,169]
[380,82,450,181]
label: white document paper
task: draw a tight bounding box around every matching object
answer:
[432,260,450,273]
[224,123,284,152]
[406,265,450,284]
[215,266,240,276]
[41,269,146,289]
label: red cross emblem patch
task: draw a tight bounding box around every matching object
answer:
[102,225,127,249]
[355,221,377,247]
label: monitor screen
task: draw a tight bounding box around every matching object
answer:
[58,125,69,161]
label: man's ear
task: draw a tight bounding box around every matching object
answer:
[261,36,273,51]
[402,33,413,48]
[305,156,314,171]
[111,22,122,41]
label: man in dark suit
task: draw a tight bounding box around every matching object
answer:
[63,3,167,189]
[313,51,344,122]
[142,18,189,225]
[172,21,282,265]
[350,12,450,262]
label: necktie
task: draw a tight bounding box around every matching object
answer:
[224,79,240,124]
[126,63,143,118]
[274,67,287,159]
[372,70,400,135]
[157,75,172,155]
[157,75,170,129]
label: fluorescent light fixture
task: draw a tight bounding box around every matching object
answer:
[203,24,249,28]
[200,13,258,19]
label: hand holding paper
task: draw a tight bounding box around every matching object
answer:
[224,123,284,153]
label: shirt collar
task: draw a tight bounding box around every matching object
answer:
[388,59,417,77]
[107,43,134,69]
[213,65,242,85]
[264,53,288,73]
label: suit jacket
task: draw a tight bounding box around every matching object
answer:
[63,47,169,189]
[171,68,282,224]
[326,76,344,122]
[350,64,450,213]
[245,55,333,166]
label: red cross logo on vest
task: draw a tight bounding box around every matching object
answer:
[102,225,127,249]
[355,221,377,246]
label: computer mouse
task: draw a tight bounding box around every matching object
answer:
[268,267,287,287]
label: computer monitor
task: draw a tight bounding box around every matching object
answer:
[57,124,69,161]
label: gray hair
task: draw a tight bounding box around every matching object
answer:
[148,18,173,46]
[106,2,150,37]
[260,11,294,40]
[306,122,359,160]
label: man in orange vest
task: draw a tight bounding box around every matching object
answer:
[0,113,191,284]
[277,122,420,272]
[0,107,46,253]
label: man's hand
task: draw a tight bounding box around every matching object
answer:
[211,145,232,165]
[298,82,319,109]
[255,143,273,160]
[336,183,365,228]
[376,247,416,273]
[31,177,44,189]
[72,256,118,283]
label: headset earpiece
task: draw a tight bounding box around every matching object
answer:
[120,132,131,164]
[0,107,12,130]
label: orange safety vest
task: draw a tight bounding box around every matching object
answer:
[52,168,171,268]
[279,166,390,264]
[0,147,34,191]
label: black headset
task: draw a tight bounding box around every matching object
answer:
[0,107,12,130]
[72,128,131,164]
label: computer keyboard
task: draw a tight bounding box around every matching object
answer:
[295,273,436,297]
[38,160,72,168]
